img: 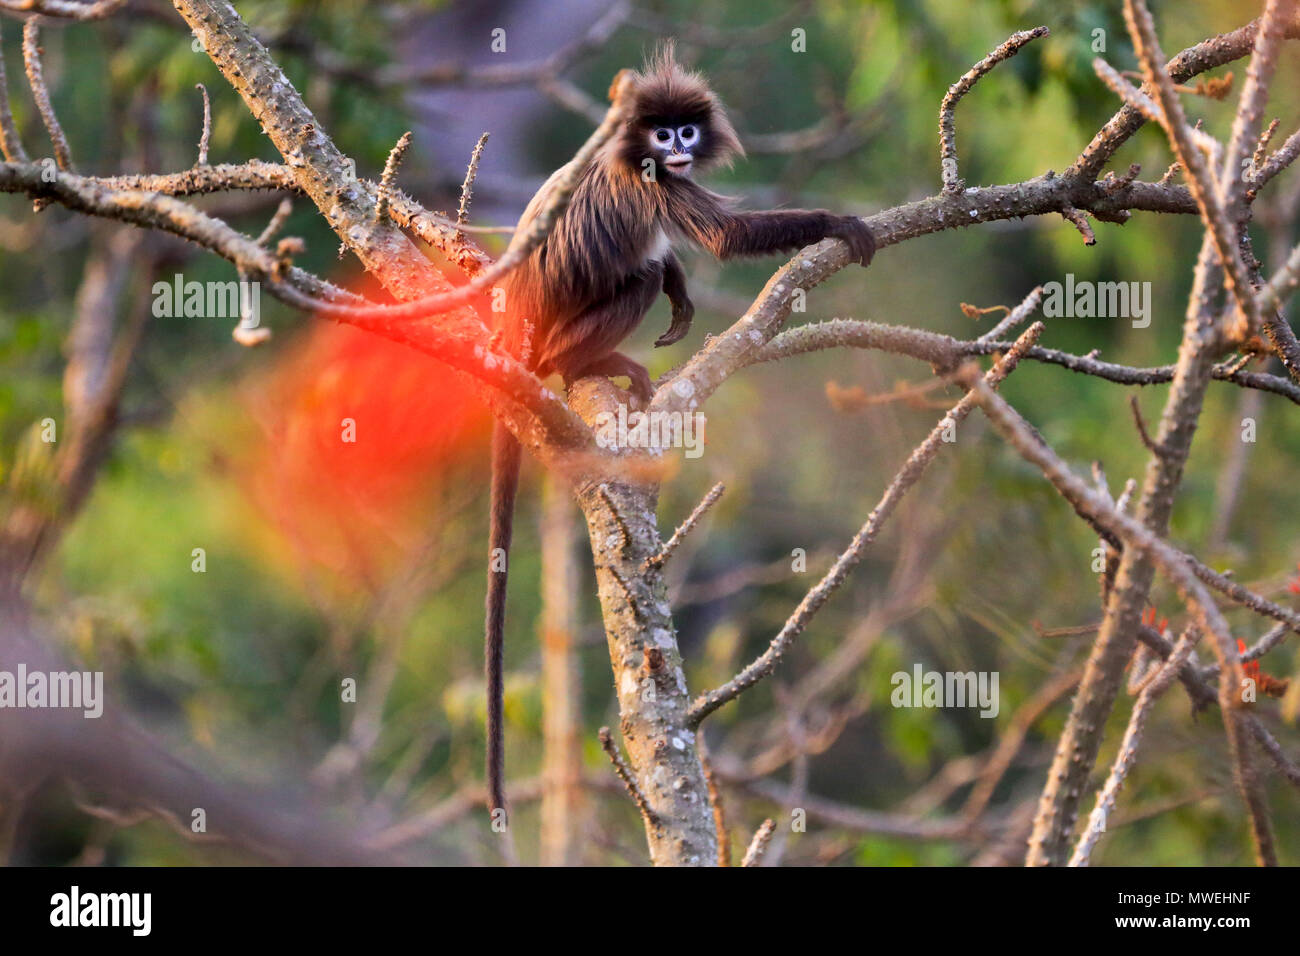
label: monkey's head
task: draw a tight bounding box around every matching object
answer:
[617,42,743,180]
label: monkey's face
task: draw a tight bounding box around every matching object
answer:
[646,122,703,177]
[619,50,744,176]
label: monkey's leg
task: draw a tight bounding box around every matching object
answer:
[543,272,660,402]
[655,251,694,348]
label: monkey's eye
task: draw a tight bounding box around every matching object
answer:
[677,125,699,148]
[652,128,673,146]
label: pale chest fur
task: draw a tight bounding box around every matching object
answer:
[640,227,671,267]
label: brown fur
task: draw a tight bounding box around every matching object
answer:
[484,45,874,820]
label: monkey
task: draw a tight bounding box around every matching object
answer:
[484,44,875,823]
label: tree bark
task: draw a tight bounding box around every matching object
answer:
[568,379,717,866]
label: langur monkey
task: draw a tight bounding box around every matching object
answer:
[484,44,875,822]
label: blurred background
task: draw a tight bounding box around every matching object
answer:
[1,0,1298,865]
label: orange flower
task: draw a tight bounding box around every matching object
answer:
[1237,638,1290,699]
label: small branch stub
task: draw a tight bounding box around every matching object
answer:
[457,131,490,230]
[195,83,212,166]
[741,819,777,867]
[375,131,412,223]
[598,726,659,830]
[644,482,725,571]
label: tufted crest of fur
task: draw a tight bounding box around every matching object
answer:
[614,42,743,173]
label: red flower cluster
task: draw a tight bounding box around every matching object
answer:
[1141,606,1168,634]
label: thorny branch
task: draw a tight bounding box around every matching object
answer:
[939,27,1049,192]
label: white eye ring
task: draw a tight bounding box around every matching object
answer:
[677,125,699,147]
[652,128,673,146]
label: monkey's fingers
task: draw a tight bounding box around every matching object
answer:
[655,299,694,347]
[613,354,655,403]
[628,367,654,403]
[833,217,876,268]
[573,352,655,404]
[654,319,690,347]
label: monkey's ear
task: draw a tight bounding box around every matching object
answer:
[608,68,638,104]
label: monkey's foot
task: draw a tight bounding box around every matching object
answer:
[569,352,654,404]
[654,302,694,348]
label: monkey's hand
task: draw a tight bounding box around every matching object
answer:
[654,297,694,348]
[829,216,876,267]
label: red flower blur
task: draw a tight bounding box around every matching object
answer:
[238,321,489,595]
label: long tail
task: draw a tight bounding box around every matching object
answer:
[485,419,522,820]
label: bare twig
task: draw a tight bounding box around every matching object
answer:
[1059,205,1096,245]
[1257,240,1300,317]
[748,317,1300,406]
[741,818,776,867]
[1070,13,1300,181]
[0,24,29,164]
[598,727,659,830]
[699,740,730,866]
[255,197,293,246]
[1252,118,1281,171]
[643,482,725,572]
[1253,127,1300,189]
[1219,0,1295,238]
[1219,0,1300,375]
[976,286,1044,343]
[21,20,74,171]
[456,131,489,230]
[194,83,211,166]
[1101,162,1143,195]
[1201,622,1290,680]
[1069,627,1201,866]
[939,27,1049,192]
[1092,59,1222,159]
[1249,719,1300,790]
[374,131,412,223]
[1123,1,1265,354]
[0,0,125,18]
[1128,394,1168,455]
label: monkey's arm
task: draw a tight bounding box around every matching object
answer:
[715,209,875,265]
[672,186,875,267]
[655,251,694,347]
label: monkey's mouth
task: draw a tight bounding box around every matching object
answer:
[663,155,693,174]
